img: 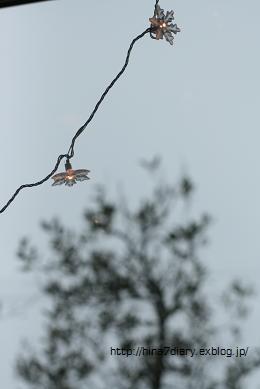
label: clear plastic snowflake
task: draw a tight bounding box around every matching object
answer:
[52,160,90,187]
[149,5,180,45]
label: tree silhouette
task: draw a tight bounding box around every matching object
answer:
[16,159,260,389]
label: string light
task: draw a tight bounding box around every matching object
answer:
[149,5,180,45]
[0,1,180,214]
[52,160,90,187]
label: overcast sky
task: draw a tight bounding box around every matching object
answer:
[1,0,260,387]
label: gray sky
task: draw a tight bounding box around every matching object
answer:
[1,0,260,387]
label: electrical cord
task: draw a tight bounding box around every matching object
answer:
[0,27,152,214]
[0,0,179,214]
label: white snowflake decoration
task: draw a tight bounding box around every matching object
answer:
[52,160,90,187]
[149,5,180,45]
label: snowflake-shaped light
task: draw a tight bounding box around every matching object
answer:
[52,159,90,187]
[149,5,180,45]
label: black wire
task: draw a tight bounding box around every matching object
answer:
[0,154,68,214]
[0,27,151,214]
[67,27,151,159]
[0,0,54,8]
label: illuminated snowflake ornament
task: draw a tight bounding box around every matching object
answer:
[149,5,180,45]
[52,159,90,187]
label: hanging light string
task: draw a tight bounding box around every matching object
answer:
[0,1,180,214]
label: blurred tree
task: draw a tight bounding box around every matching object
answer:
[16,159,260,389]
